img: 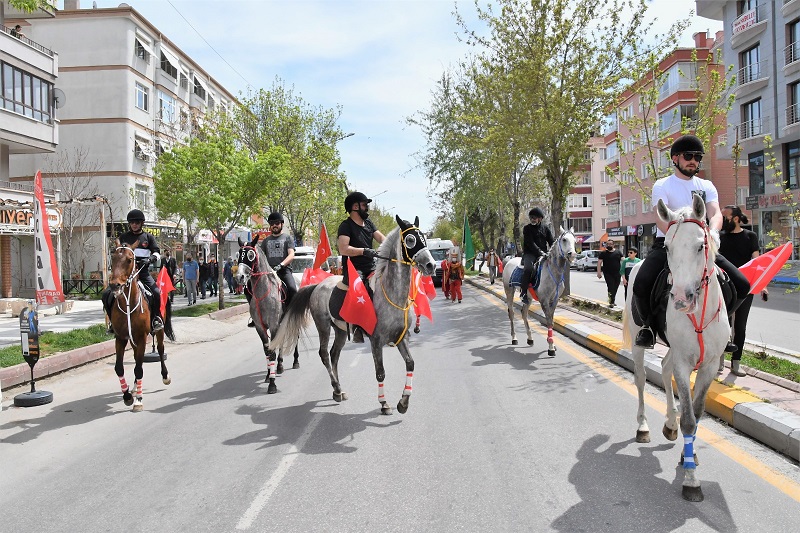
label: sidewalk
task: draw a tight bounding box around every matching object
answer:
[465,274,800,461]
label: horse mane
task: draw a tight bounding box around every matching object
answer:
[374,225,402,279]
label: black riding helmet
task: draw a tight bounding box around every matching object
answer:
[670,134,704,157]
[267,212,284,223]
[344,191,372,212]
[127,209,145,223]
[529,207,545,219]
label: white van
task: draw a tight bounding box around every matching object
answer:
[427,238,455,286]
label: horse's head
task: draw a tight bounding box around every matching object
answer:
[396,215,436,276]
[108,239,139,296]
[658,193,714,314]
[556,225,578,263]
[236,234,261,286]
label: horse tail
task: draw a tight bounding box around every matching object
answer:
[272,284,316,354]
[164,298,176,342]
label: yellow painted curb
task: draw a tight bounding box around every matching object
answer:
[586,333,623,363]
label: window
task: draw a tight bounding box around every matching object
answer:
[598,148,606,160]
[742,99,762,138]
[580,173,591,185]
[160,52,177,79]
[179,73,188,90]
[154,140,166,158]
[157,90,176,123]
[737,0,758,17]
[0,61,53,123]
[135,183,150,211]
[659,104,697,135]
[623,200,638,217]
[134,140,147,161]
[789,82,800,126]
[786,141,800,189]
[600,171,611,183]
[193,77,206,100]
[568,195,592,208]
[600,194,607,206]
[208,94,216,110]
[601,218,607,230]
[749,150,765,195]
[788,20,800,65]
[642,198,651,214]
[641,162,651,181]
[658,62,698,100]
[180,109,190,131]
[583,149,591,161]
[135,39,150,62]
[135,82,149,111]
[740,44,761,85]
[605,142,617,160]
[569,218,592,233]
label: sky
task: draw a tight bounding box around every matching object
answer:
[76,0,722,232]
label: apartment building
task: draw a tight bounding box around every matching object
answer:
[568,135,612,250]
[698,0,800,256]
[1,1,61,298]
[8,0,237,277]
[600,31,735,257]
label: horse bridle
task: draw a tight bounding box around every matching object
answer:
[665,217,722,369]
[111,245,148,346]
[373,224,429,266]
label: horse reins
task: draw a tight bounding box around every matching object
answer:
[666,218,723,370]
[112,246,149,347]
[240,245,284,332]
[540,230,575,310]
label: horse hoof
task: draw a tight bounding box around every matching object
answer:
[682,485,704,502]
[267,382,278,394]
[527,339,534,346]
[636,430,651,443]
[276,364,284,375]
[123,390,134,406]
[132,403,143,413]
[292,362,300,370]
[264,375,270,383]
[397,396,410,414]
[333,391,346,402]
[414,326,420,334]
[512,339,519,345]
[162,376,171,386]
[380,403,393,415]
[548,349,556,357]
[662,425,678,441]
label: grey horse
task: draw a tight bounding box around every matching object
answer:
[272,216,436,415]
[236,235,299,394]
[501,227,577,356]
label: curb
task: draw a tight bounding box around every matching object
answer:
[0,304,249,391]
[466,276,800,461]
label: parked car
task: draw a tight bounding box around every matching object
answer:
[290,246,327,285]
[573,250,600,271]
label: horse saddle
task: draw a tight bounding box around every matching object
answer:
[329,275,375,323]
[510,259,544,291]
[634,266,737,347]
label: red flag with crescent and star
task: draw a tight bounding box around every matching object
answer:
[157,266,175,315]
[738,241,793,294]
[313,222,332,270]
[339,259,377,334]
[411,268,436,322]
[300,267,333,287]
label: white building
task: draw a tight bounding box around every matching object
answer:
[1,1,60,298]
[9,0,237,277]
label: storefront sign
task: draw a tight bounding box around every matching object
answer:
[106,222,183,241]
[627,225,638,236]
[746,195,759,210]
[607,227,625,237]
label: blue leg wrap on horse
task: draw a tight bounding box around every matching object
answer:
[683,435,696,469]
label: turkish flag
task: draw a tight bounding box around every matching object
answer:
[339,259,377,334]
[300,267,333,287]
[411,269,435,323]
[313,222,332,270]
[739,241,793,294]
[497,258,504,274]
[157,266,175,315]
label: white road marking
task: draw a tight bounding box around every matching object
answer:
[236,412,323,530]
[349,351,361,368]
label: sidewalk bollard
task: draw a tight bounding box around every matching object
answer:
[14,304,53,407]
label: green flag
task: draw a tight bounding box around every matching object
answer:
[463,213,475,270]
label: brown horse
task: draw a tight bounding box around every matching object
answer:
[108,240,175,412]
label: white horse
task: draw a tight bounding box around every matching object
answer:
[623,193,730,502]
[501,227,577,356]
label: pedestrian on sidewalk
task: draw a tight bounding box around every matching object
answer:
[208,257,219,296]
[223,257,234,294]
[597,241,623,307]
[720,205,766,376]
[486,249,499,284]
[163,248,177,302]
[448,251,465,303]
[183,253,199,305]
[198,257,209,299]
[620,246,641,302]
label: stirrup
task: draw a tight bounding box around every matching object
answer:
[635,327,655,348]
[247,317,255,328]
[151,317,164,332]
[724,341,738,353]
[106,324,115,335]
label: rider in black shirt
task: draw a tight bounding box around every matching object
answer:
[520,207,554,303]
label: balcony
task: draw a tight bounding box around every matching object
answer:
[731,116,771,146]
[733,60,770,99]
[1,24,54,57]
[785,41,800,75]
[730,4,769,49]
[785,104,800,133]
[782,0,800,19]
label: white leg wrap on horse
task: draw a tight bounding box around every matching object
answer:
[683,435,696,469]
[135,379,143,399]
[268,359,276,378]
[378,382,385,403]
[119,376,128,393]
[403,372,413,396]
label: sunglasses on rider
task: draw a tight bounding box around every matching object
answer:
[681,152,703,162]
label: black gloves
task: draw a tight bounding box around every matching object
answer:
[274,264,283,273]
[149,254,158,264]
[362,248,378,259]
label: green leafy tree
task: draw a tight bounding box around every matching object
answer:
[7,0,53,12]
[152,124,290,308]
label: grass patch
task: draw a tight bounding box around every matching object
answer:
[171,299,246,318]
[0,324,112,369]
[565,296,622,323]
[730,351,800,384]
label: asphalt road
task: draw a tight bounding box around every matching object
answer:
[1,290,799,532]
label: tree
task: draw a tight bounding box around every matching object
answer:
[152,123,291,308]
[7,0,52,12]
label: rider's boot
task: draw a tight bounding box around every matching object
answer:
[718,353,726,373]
[731,359,747,377]
[352,325,365,343]
[724,297,746,354]
[150,295,164,332]
[633,293,654,348]
[248,317,255,327]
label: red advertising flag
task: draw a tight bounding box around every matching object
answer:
[33,170,65,305]
[339,259,377,334]
[157,266,176,316]
[313,222,332,270]
[300,267,333,287]
[738,242,793,294]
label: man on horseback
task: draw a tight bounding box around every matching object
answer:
[103,209,164,333]
[337,191,386,343]
[520,207,554,304]
[260,212,297,305]
[632,135,750,349]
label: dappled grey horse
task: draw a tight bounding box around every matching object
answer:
[623,195,731,502]
[236,235,299,394]
[501,227,577,356]
[273,216,436,415]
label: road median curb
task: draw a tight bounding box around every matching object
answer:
[466,275,800,461]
